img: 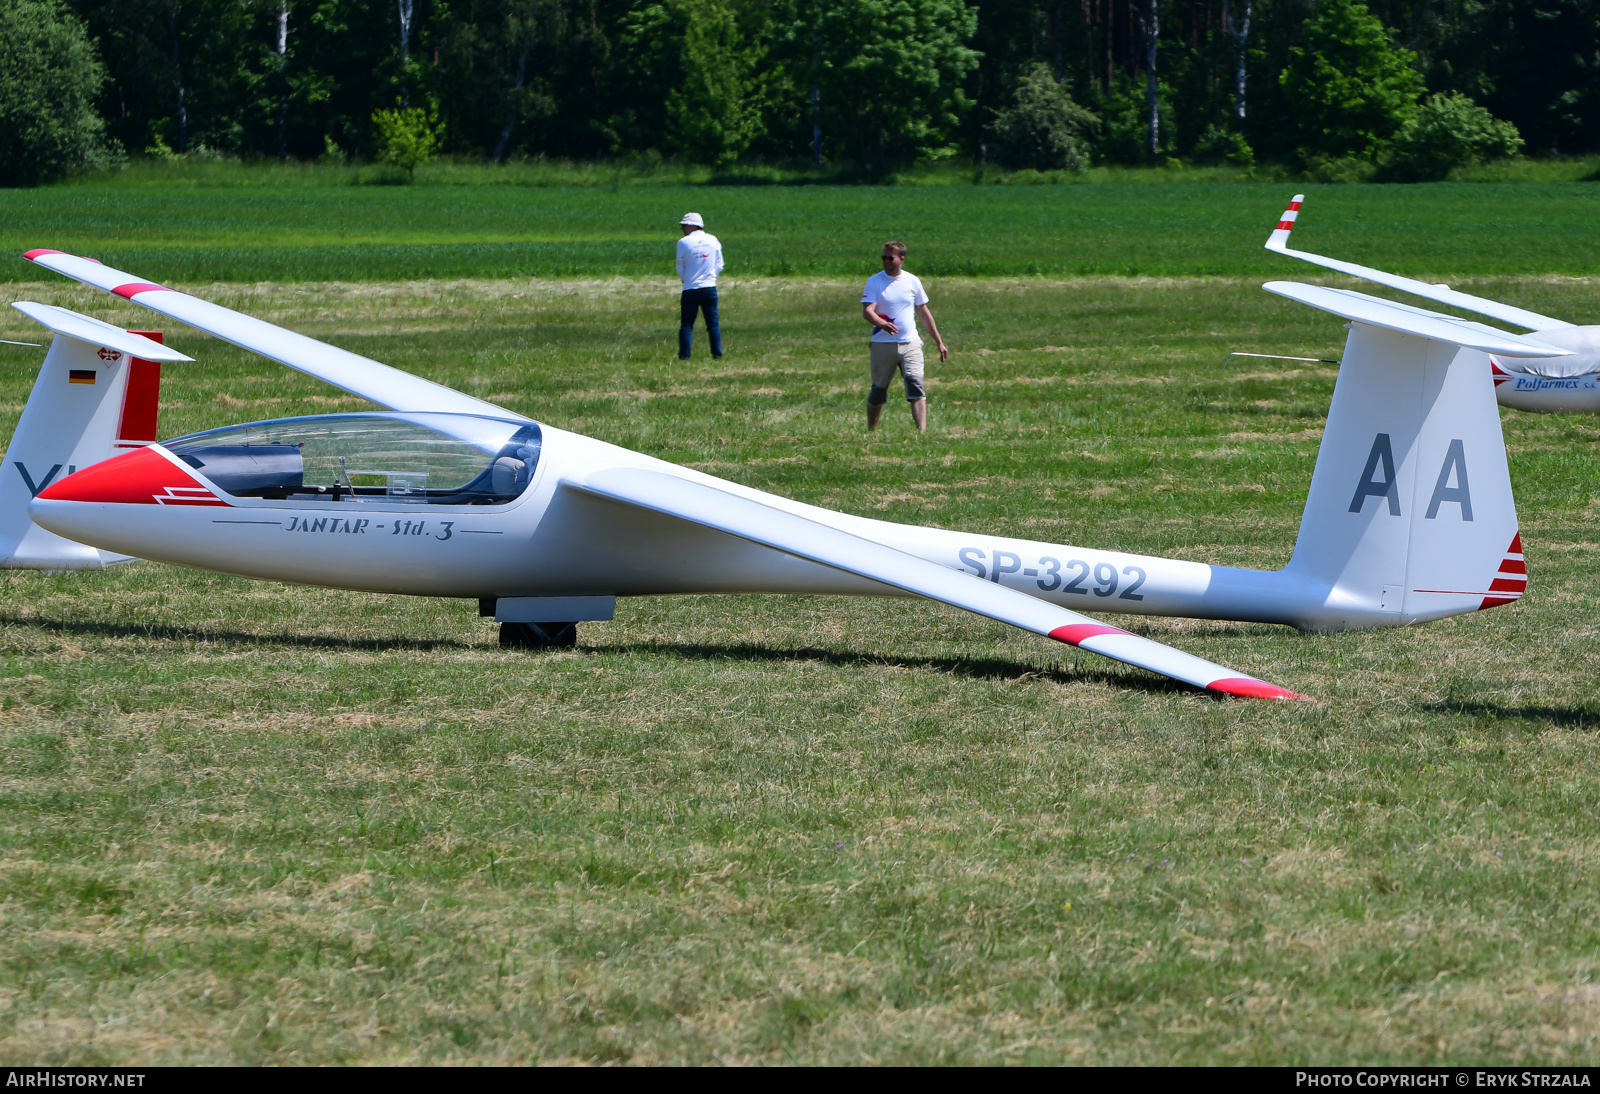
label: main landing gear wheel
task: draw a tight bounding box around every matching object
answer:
[499,621,578,649]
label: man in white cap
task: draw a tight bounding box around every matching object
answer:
[676,213,724,359]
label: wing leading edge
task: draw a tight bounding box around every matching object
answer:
[1264,195,1572,332]
[23,249,525,420]
[568,467,1300,699]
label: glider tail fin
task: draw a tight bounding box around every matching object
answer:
[1,304,188,569]
[1282,301,1524,629]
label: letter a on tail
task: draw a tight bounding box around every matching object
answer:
[1349,433,1401,515]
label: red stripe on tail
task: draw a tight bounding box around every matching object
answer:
[1479,531,1527,611]
[117,330,163,446]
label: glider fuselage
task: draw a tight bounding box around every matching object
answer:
[23,416,1450,634]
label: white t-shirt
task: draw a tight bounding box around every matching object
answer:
[677,230,725,290]
[861,270,929,344]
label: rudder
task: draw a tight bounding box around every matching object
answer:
[1284,321,1521,629]
[1,304,188,569]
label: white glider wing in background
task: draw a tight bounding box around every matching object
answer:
[570,468,1299,698]
[1261,283,1573,359]
[23,249,523,420]
[1264,195,1572,332]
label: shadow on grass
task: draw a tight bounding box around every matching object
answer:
[2,616,1216,696]
[598,640,1203,696]
[1423,698,1600,729]
[0,615,482,653]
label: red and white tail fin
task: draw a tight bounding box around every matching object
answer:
[0,303,190,569]
[1269,283,1551,628]
[1481,532,1527,610]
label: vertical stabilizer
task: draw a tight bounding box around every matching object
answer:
[1,304,189,569]
[1283,316,1522,628]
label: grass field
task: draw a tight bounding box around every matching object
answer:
[1,270,1599,1063]
[4,180,1600,283]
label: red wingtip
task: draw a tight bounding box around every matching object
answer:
[1048,623,1132,646]
[23,248,63,261]
[1206,677,1303,700]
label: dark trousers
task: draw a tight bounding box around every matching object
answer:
[679,287,721,359]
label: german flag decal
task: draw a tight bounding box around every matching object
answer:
[68,369,96,385]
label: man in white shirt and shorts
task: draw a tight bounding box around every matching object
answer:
[676,212,725,359]
[861,240,948,431]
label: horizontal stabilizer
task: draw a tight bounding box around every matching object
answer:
[12,303,193,361]
[22,250,524,421]
[1264,195,1571,332]
[1264,282,1573,359]
[569,467,1299,699]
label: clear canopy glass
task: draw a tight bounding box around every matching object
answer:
[162,412,542,505]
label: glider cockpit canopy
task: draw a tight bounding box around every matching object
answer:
[164,412,542,505]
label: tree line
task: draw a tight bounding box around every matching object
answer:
[3,0,1598,185]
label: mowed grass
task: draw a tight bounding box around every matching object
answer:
[4,181,1600,282]
[1,276,1599,1063]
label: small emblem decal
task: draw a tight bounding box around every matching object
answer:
[153,485,224,506]
[97,347,121,362]
[68,369,96,384]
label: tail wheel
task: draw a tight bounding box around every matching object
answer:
[499,621,577,649]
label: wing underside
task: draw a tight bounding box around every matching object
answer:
[567,468,1300,699]
[1263,282,1573,359]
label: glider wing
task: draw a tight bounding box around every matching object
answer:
[22,250,524,420]
[1265,195,1572,332]
[568,467,1300,699]
[1264,282,1573,358]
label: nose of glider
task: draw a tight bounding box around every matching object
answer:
[33,445,227,506]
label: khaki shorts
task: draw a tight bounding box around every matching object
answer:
[868,340,926,404]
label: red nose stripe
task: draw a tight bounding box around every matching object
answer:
[1048,623,1132,646]
[1206,678,1303,700]
[111,282,169,299]
[37,446,226,506]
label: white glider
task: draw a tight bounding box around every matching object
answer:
[0,238,1561,697]
[1266,195,1600,411]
